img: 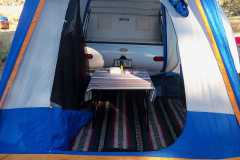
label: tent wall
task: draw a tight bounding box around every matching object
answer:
[0,0,93,153]
[163,0,234,114]
[220,7,240,74]
[0,0,40,99]
[3,0,70,108]
[199,0,240,116]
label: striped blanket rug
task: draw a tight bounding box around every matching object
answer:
[72,91,186,152]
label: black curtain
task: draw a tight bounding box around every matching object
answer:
[50,0,89,109]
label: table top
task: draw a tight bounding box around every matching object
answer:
[87,69,154,91]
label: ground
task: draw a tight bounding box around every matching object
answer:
[0,5,22,73]
[0,0,24,6]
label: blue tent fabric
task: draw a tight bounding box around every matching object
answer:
[0,0,40,97]
[0,109,240,158]
[200,0,240,108]
[168,0,189,17]
[0,107,92,153]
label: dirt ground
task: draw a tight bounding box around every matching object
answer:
[0,31,14,72]
[0,5,22,73]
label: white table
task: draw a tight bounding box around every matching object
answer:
[85,69,155,101]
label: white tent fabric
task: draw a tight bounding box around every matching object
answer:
[161,0,234,114]
[4,0,70,108]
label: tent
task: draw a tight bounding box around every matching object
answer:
[0,0,240,159]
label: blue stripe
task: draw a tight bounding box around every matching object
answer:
[1,108,240,158]
[200,0,240,107]
[0,0,40,97]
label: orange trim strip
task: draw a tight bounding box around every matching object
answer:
[195,0,240,123]
[0,0,46,108]
[0,154,189,160]
[0,154,238,160]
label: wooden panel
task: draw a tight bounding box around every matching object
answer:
[0,154,189,160]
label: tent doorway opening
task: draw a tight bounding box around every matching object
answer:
[51,0,187,152]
